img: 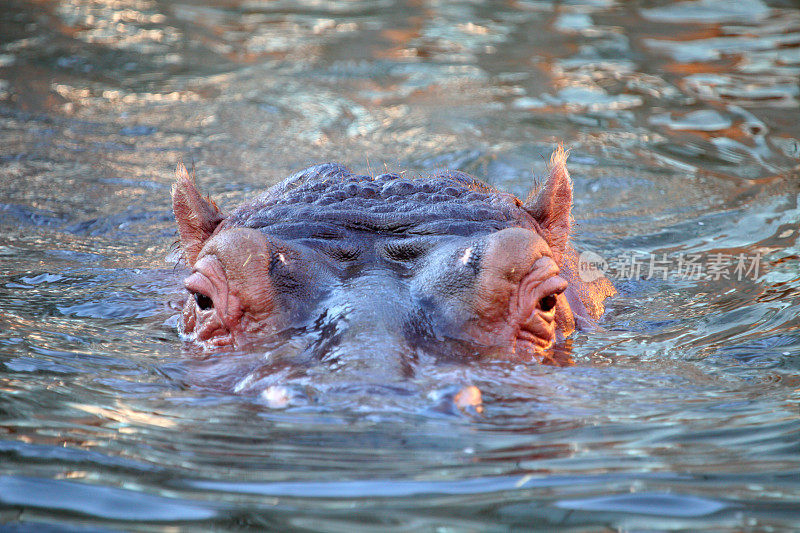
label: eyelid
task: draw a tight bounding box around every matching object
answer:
[384,237,436,261]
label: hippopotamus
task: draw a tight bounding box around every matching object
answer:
[172,147,614,375]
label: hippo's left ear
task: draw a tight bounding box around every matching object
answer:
[524,146,572,265]
[171,163,225,266]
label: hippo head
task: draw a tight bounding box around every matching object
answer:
[172,148,614,366]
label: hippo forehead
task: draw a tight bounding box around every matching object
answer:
[220,163,531,241]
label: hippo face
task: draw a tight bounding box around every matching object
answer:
[172,148,614,364]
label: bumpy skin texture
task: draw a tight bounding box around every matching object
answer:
[172,148,615,364]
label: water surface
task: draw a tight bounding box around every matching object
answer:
[1,0,799,530]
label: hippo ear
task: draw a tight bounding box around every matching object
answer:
[171,163,224,266]
[524,146,573,264]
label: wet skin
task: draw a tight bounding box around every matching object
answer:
[172,147,615,374]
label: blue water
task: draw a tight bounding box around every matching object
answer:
[0,0,798,530]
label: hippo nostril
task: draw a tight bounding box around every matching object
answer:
[194,292,214,311]
[539,294,558,312]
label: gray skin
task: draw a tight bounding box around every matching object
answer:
[172,148,614,376]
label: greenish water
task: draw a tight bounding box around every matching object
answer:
[0,0,798,530]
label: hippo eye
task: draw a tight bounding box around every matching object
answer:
[539,294,558,312]
[385,242,427,262]
[193,292,214,311]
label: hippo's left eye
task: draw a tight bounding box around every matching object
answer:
[193,292,214,311]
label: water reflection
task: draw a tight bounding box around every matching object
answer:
[1,0,799,530]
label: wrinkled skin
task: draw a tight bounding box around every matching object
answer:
[172,148,614,372]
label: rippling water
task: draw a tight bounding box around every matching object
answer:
[1,0,798,530]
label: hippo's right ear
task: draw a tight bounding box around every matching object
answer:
[523,146,573,266]
[171,163,224,266]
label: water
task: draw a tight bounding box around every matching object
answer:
[1,0,799,530]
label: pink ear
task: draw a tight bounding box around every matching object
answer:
[524,146,573,264]
[171,163,224,266]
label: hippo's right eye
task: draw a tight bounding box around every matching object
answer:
[384,240,430,262]
[193,292,214,310]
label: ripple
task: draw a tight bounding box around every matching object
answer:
[641,0,770,24]
[555,492,730,517]
[0,475,218,521]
